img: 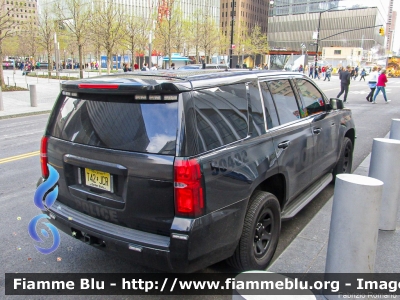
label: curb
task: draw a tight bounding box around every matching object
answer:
[0,110,51,120]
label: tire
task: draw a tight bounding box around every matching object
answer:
[332,137,353,182]
[227,191,281,271]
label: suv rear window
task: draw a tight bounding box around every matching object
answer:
[50,96,178,155]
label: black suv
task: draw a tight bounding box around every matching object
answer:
[38,70,355,272]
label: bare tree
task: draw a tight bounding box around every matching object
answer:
[92,1,125,74]
[0,0,16,87]
[20,19,40,64]
[199,9,219,63]
[156,0,181,67]
[123,15,149,68]
[247,24,269,66]
[54,0,91,78]
[187,9,203,63]
[37,6,55,75]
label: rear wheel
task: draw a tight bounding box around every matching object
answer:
[227,191,281,271]
[332,137,353,182]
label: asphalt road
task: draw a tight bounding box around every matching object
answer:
[1,76,399,299]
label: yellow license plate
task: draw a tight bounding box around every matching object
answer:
[85,168,111,192]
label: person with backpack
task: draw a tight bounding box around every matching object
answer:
[359,69,366,81]
[141,63,149,71]
[366,66,378,102]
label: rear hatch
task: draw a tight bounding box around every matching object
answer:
[45,76,187,236]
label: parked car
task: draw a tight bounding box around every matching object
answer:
[2,61,15,69]
[37,69,355,272]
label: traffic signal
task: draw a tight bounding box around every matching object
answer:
[379,27,385,36]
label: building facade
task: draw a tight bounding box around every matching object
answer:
[386,0,394,52]
[268,7,386,56]
[220,0,271,37]
[270,0,339,16]
[4,0,38,32]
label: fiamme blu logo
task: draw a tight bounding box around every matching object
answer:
[28,164,61,254]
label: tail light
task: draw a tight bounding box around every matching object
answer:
[40,136,49,178]
[174,159,204,217]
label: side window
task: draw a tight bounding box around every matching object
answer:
[267,79,300,124]
[193,84,248,152]
[259,81,279,129]
[295,79,326,116]
[248,82,266,137]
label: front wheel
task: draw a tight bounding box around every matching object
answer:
[332,137,353,182]
[227,191,281,271]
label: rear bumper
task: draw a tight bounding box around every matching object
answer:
[43,198,247,272]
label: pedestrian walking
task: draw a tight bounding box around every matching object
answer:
[324,65,332,81]
[298,64,303,73]
[350,67,355,80]
[321,66,326,79]
[354,66,359,80]
[336,66,351,103]
[366,66,378,102]
[372,69,391,104]
[359,69,366,81]
[314,65,320,79]
[309,65,314,78]
[150,63,158,71]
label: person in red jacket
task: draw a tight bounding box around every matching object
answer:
[372,69,391,104]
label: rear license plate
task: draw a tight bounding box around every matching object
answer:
[85,168,111,192]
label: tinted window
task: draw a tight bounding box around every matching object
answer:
[267,80,300,124]
[295,79,326,116]
[51,96,178,155]
[248,82,266,137]
[193,84,248,152]
[259,81,280,129]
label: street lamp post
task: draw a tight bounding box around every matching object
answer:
[229,1,235,68]
[314,11,323,74]
[314,6,345,73]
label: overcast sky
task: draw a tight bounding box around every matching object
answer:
[339,0,399,52]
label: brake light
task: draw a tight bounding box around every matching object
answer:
[40,136,49,178]
[78,84,119,89]
[174,159,204,217]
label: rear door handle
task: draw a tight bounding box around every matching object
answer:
[313,128,322,135]
[278,141,290,149]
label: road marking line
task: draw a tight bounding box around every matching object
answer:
[0,151,40,164]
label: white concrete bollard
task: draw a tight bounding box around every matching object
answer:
[389,119,400,140]
[325,174,383,274]
[0,86,3,111]
[369,138,400,230]
[29,84,37,107]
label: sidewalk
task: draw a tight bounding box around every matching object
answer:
[268,137,400,276]
[0,69,105,119]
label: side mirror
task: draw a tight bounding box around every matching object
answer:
[329,98,344,110]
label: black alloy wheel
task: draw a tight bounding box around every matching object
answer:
[253,207,274,258]
[332,137,353,182]
[227,191,281,271]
